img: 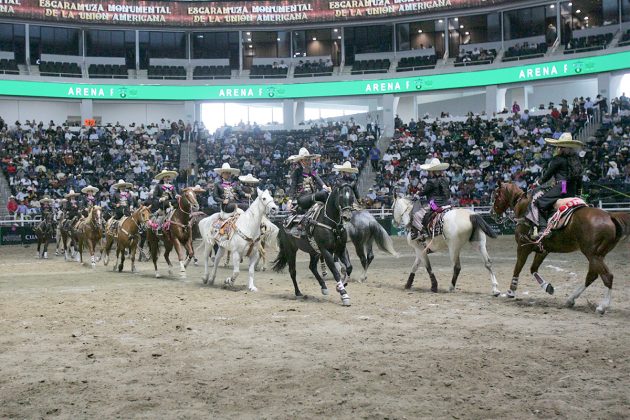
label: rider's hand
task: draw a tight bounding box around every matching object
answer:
[323,185,331,193]
[223,199,228,204]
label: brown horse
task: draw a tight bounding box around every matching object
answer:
[103,205,151,273]
[146,188,199,278]
[75,206,103,268]
[33,212,55,259]
[491,181,630,314]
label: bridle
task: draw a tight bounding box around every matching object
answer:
[323,184,353,226]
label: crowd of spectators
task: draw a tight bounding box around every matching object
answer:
[294,58,334,76]
[455,47,496,66]
[194,120,377,213]
[0,116,198,218]
[366,95,630,209]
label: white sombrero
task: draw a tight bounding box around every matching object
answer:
[479,161,491,169]
[287,147,321,163]
[154,169,178,180]
[64,189,80,198]
[214,163,240,175]
[113,179,133,189]
[333,161,359,174]
[81,185,99,194]
[35,165,47,173]
[419,158,450,171]
[56,172,66,180]
[544,132,583,149]
[40,196,53,203]
[238,174,260,184]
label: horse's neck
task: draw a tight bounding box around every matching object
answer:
[323,193,339,225]
[508,186,528,217]
[238,199,263,235]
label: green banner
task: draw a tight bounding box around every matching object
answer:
[1,51,629,101]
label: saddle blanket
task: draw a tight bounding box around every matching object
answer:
[426,207,452,239]
[212,214,240,242]
[536,198,587,243]
[284,203,324,238]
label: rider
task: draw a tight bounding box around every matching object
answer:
[213,163,244,219]
[332,161,360,202]
[63,189,81,227]
[287,147,331,214]
[111,179,135,232]
[237,174,259,211]
[408,158,451,241]
[151,169,179,229]
[526,132,584,238]
[80,185,100,218]
[39,196,53,218]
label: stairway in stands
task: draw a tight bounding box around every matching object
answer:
[356,134,392,197]
[178,139,198,186]
[0,174,12,218]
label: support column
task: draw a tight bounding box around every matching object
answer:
[486,85,508,116]
[80,99,93,124]
[184,101,196,123]
[295,100,305,126]
[378,94,396,136]
[597,72,612,99]
[283,99,296,130]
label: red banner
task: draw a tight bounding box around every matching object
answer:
[0,0,521,27]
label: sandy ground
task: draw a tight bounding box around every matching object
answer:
[1,236,629,419]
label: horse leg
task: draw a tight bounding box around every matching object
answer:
[529,252,554,295]
[506,243,533,298]
[43,239,49,259]
[288,250,302,298]
[163,241,174,276]
[184,236,194,268]
[90,240,96,269]
[447,245,462,293]
[308,253,328,295]
[225,250,240,287]
[476,236,500,297]
[148,234,161,278]
[209,246,224,286]
[202,241,211,284]
[322,249,350,306]
[246,251,258,292]
[319,254,327,278]
[566,265,598,309]
[36,240,41,258]
[354,243,368,283]
[118,241,126,272]
[593,256,613,314]
[130,240,138,273]
[102,235,112,266]
[224,251,231,268]
[173,239,187,279]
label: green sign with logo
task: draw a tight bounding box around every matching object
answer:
[1,51,628,101]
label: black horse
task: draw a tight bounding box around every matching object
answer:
[272,184,355,306]
[33,213,55,259]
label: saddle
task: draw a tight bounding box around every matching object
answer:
[284,202,324,238]
[534,198,587,244]
[213,213,240,241]
[424,206,452,239]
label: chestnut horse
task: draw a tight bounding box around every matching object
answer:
[33,212,55,259]
[146,188,199,278]
[103,205,151,273]
[75,206,103,269]
[491,181,630,314]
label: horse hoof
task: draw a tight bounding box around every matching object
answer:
[155,272,161,278]
[249,286,258,292]
[492,291,500,298]
[566,299,575,308]
[341,296,351,306]
[430,286,438,293]
[91,263,96,269]
[545,284,555,295]
[321,288,329,296]
[596,306,606,315]
[448,285,455,292]
[506,290,516,299]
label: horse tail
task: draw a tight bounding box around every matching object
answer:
[469,213,498,241]
[368,218,399,257]
[271,226,289,272]
[611,212,630,243]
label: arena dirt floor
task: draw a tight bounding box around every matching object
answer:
[1,235,629,419]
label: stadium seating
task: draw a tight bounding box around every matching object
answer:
[617,29,630,47]
[38,61,82,77]
[88,64,128,79]
[249,64,288,79]
[564,33,613,54]
[396,55,437,72]
[294,60,334,77]
[503,42,548,62]
[148,65,187,80]
[351,59,390,75]
[454,49,496,67]
[192,65,231,80]
[0,58,19,75]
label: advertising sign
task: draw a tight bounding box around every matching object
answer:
[1,51,629,101]
[0,0,522,27]
[0,225,47,245]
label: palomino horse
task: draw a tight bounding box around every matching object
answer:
[75,206,103,268]
[392,196,500,296]
[33,213,55,259]
[146,188,200,278]
[199,189,278,291]
[491,181,630,314]
[272,184,355,306]
[103,205,151,273]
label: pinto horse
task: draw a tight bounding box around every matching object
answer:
[33,213,55,259]
[491,181,630,314]
[75,206,103,268]
[103,205,151,273]
[146,188,199,278]
[272,184,355,306]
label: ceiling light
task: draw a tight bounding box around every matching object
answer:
[418,29,423,33]
[277,37,281,41]
[246,32,251,35]
[550,4,555,8]
[438,19,443,23]
[465,31,470,35]
[249,45,252,48]
[337,36,341,39]
[584,16,589,20]
[460,25,464,29]
[576,9,581,13]
[247,38,251,42]
[454,17,458,21]
[312,37,317,41]
[568,2,572,6]
[334,29,338,32]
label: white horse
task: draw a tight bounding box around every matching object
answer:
[392,196,500,296]
[199,189,278,291]
[255,217,280,271]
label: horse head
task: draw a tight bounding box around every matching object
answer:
[256,188,278,216]
[392,194,412,228]
[92,206,103,227]
[334,184,355,222]
[137,205,152,224]
[181,188,200,213]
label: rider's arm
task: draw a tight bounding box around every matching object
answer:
[539,156,562,184]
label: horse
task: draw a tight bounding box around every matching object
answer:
[54,209,65,256]
[33,213,55,259]
[199,189,278,291]
[75,206,103,268]
[103,205,151,273]
[491,181,630,314]
[60,212,79,261]
[146,188,200,278]
[392,195,500,296]
[272,184,355,306]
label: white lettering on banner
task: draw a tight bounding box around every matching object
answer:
[519,64,569,80]
[397,0,452,11]
[364,81,402,93]
[219,88,255,97]
[0,0,21,4]
[188,6,249,15]
[66,87,107,97]
[38,1,105,12]
[0,5,15,13]
[107,5,171,14]
[252,4,312,13]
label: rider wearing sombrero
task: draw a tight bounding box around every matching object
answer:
[63,189,81,227]
[213,163,244,219]
[526,132,584,239]
[151,169,179,228]
[287,147,330,214]
[237,174,259,211]
[409,158,451,241]
[332,161,360,201]
[111,179,135,232]
[80,185,100,218]
[39,196,54,218]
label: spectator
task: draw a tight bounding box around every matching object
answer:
[512,101,521,114]
[7,195,18,217]
[370,145,381,170]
